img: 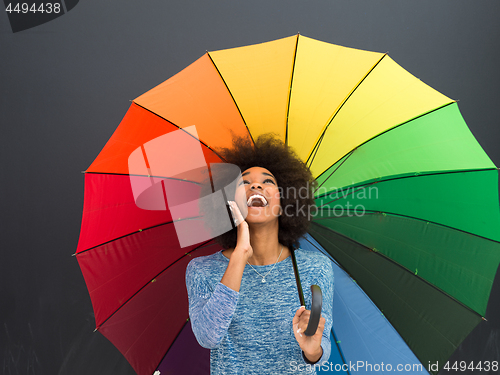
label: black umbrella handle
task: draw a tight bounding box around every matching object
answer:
[304,285,322,336]
[291,250,323,336]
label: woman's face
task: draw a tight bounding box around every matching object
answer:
[236,166,281,225]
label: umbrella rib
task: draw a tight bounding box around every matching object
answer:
[94,238,216,330]
[312,101,457,182]
[313,148,358,194]
[83,170,203,185]
[331,327,351,375]
[206,51,255,146]
[154,319,191,373]
[75,217,204,256]
[303,235,344,270]
[284,33,301,146]
[302,234,356,285]
[306,129,326,170]
[309,221,483,318]
[315,179,381,204]
[314,166,499,201]
[131,101,230,162]
[313,208,500,244]
[305,53,388,168]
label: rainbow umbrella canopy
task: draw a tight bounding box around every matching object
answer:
[75,35,500,375]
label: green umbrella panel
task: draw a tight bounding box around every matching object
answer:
[310,101,500,370]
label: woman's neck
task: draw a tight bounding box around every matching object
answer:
[247,222,288,265]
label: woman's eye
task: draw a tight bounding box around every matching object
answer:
[240,179,274,185]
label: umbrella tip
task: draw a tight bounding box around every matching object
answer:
[93,327,99,332]
[71,253,76,257]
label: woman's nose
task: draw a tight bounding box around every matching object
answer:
[250,182,262,190]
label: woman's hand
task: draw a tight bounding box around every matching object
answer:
[293,306,325,363]
[220,202,252,292]
[228,201,253,261]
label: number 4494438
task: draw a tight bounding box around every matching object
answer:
[443,361,498,372]
[5,3,61,14]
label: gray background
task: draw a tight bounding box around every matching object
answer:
[1,1,499,374]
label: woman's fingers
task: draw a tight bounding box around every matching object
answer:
[294,306,326,337]
[314,316,325,338]
[293,306,309,337]
[228,201,253,259]
[293,306,306,322]
[318,316,325,331]
[293,306,306,338]
[228,201,245,226]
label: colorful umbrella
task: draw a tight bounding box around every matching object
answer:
[75,35,500,375]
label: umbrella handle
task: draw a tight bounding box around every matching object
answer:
[304,285,322,336]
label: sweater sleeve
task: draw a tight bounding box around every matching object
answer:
[312,257,335,365]
[185,259,239,349]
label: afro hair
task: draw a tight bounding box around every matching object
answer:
[200,133,317,250]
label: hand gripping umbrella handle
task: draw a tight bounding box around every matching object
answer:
[291,250,323,336]
[304,285,322,336]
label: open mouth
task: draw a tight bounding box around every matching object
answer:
[247,194,268,207]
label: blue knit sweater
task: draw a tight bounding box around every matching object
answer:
[185,248,334,374]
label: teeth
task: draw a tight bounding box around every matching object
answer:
[247,194,268,206]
